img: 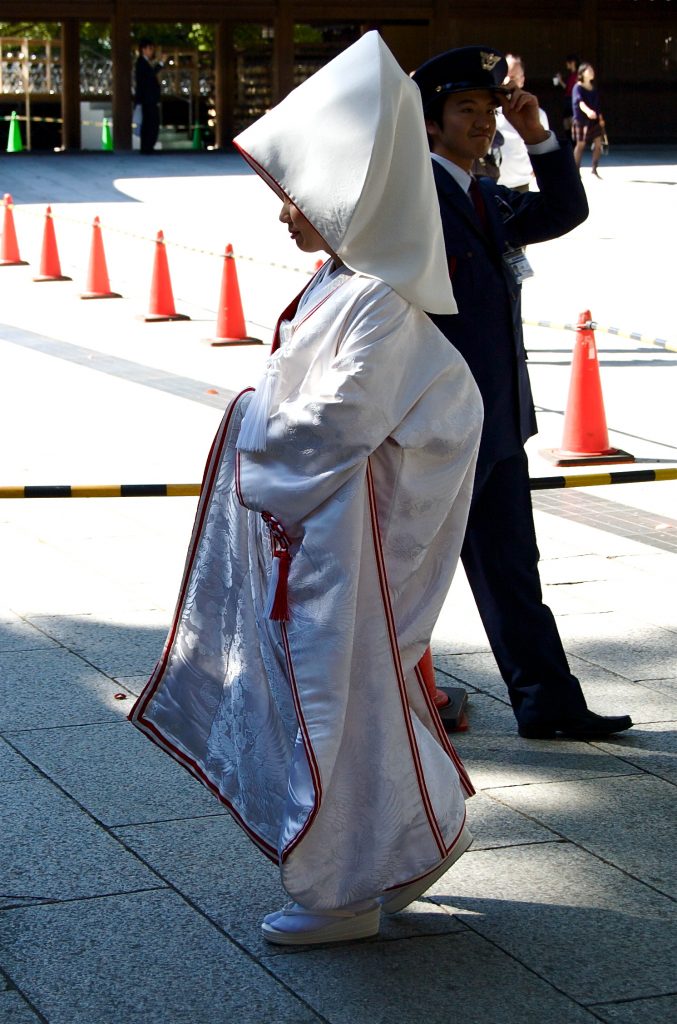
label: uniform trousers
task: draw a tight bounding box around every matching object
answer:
[140,103,160,154]
[461,449,588,728]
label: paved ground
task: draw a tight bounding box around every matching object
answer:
[0,148,675,1024]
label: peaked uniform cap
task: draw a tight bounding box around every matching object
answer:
[413,45,510,110]
[233,31,457,315]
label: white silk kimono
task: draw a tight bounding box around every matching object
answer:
[130,263,482,909]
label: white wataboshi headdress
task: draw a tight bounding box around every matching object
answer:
[233,31,457,316]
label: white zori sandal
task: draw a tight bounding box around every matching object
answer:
[380,825,473,915]
[261,899,381,946]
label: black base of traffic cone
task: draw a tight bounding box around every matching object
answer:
[142,312,191,323]
[204,334,263,346]
[435,687,469,732]
[540,447,635,467]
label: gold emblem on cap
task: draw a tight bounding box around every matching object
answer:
[480,51,501,71]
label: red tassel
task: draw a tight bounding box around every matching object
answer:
[267,548,291,621]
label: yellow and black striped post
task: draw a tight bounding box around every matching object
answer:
[0,469,675,500]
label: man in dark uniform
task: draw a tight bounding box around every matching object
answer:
[134,38,161,154]
[412,46,632,740]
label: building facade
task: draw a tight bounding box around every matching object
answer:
[1,1,675,150]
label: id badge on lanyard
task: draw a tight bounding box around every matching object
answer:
[503,247,534,284]
[493,194,535,284]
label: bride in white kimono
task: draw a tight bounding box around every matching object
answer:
[129,31,483,945]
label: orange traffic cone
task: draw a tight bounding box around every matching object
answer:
[33,206,72,282]
[418,647,468,732]
[0,193,28,267]
[80,216,121,299]
[144,230,190,322]
[541,311,633,465]
[206,244,261,345]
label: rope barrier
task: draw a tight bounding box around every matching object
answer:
[522,318,676,354]
[10,199,677,314]
[1,469,674,499]
[8,198,676,328]
[15,203,315,276]
[2,112,201,131]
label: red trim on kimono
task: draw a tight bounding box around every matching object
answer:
[381,807,468,892]
[365,459,448,858]
[414,662,475,800]
[130,715,278,860]
[131,389,251,725]
[278,622,324,861]
[128,389,281,863]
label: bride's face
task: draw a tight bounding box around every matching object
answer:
[279,200,328,253]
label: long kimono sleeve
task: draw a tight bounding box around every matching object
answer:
[237,280,475,540]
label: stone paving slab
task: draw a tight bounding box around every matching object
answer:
[24,613,167,679]
[0,991,41,1022]
[591,994,677,1024]
[531,509,652,559]
[6,721,225,827]
[431,632,489,657]
[0,505,194,622]
[609,552,677,593]
[593,722,677,785]
[535,578,621,618]
[431,568,489,654]
[0,649,132,731]
[264,928,598,1024]
[537,553,626,586]
[0,738,36,782]
[0,614,60,653]
[112,674,151,697]
[489,774,676,898]
[439,652,677,725]
[434,652,497,696]
[541,576,677,631]
[0,285,267,411]
[0,529,152,617]
[0,495,194,549]
[36,537,183,600]
[0,889,321,1024]
[533,492,677,555]
[633,676,677,699]
[426,844,677,1004]
[531,552,639,619]
[561,662,677,724]
[449,695,642,790]
[464,791,558,850]
[112,815,466,960]
[432,651,675,733]
[1,776,164,909]
[555,613,676,682]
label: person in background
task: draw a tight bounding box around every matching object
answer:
[412,45,633,741]
[554,54,580,134]
[572,62,605,177]
[134,37,162,154]
[496,54,549,192]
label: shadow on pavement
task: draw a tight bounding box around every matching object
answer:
[1,151,250,205]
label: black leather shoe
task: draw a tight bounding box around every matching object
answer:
[518,710,633,740]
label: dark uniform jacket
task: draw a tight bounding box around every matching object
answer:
[134,56,161,106]
[430,147,588,471]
